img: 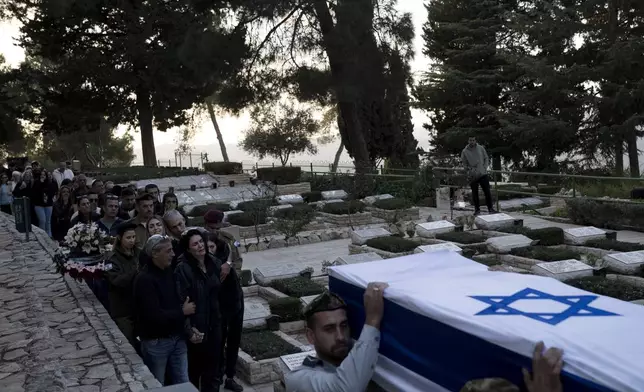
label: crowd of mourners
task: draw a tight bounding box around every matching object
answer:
[1,160,245,391]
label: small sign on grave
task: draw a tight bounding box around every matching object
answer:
[332,252,383,266]
[414,243,462,255]
[350,228,392,246]
[486,234,532,254]
[415,220,456,238]
[563,226,606,245]
[604,251,644,274]
[321,190,348,200]
[532,259,593,281]
[474,213,515,230]
[280,351,317,372]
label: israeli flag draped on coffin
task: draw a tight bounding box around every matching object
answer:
[328,251,644,392]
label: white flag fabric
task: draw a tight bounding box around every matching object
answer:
[328,251,644,392]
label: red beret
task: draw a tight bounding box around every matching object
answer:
[203,209,224,224]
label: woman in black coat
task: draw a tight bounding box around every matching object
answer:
[174,228,223,392]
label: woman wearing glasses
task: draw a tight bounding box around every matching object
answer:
[174,228,223,392]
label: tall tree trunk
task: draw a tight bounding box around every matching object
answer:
[608,0,624,175]
[206,100,229,162]
[332,141,344,173]
[627,131,640,177]
[136,88,157,166]
[615,141,624,174]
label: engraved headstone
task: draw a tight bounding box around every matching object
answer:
[414,242,463,254]
[563,226,606,245]
[363,194,395,206]
[604,251,644,275]
[243,301,271,329]
[532,259,593,281]
[474,213,515,230]
[277,194,304,205]
[332,252,383,266]
[350,228,392,245]
[415,220,456,238]
[436,187,451,210]
[321,190,348,200]
[280,351,317,372]
[253,264,312,286]
[486,234,533,254]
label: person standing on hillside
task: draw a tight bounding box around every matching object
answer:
[461,137,496,215]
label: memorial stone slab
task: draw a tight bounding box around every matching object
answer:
[604,251,644,274]
[363,194,395,206]
[322,190,348,200]
[415,220,456,238]
[321,199,344,206]
[486,234,533,254]
[278,194,304,205]
[269,204,293,215]
[332,252,383,266]
[243,300,271,329]
[563,226,606,245]
[349,228,392,245]
[414,243,463,255]
[474,213,515,230]
[253,264,312,286]
[223,210,244,222]
[436,187,451,210]
[532,259,593,281]
[280,351,317,372]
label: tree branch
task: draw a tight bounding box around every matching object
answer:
[248,4,302,72]
[289,10,306,68]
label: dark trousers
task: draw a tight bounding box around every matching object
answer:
[187,327,221,392]
[220,308,244,379]
[470,174,494,211]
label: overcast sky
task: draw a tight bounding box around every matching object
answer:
[0,1,432,165]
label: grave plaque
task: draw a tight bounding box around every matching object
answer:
[332,252,383,266]
[474,213,515,230]
[280,351,316,372]
[415,220,456,238]
[604,251,644,274]
[253,264,312,286]
[414,243,462,255]
[350,228,392,245]
[243,300,270,329]
[532,259,593,281]
[278,194,304,205]
[563,226,606,245]
[486,234,532,254]
[363,194,395,206]
[321,190,348,200]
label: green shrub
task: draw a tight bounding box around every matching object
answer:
[566,198,644,231]
[240,330,301,360]
[237,199,277,212]
[584,239,644,252]
[365,236,417,253]
[257,167,302,184]
[498,227,564,246]
[372,197,413,210]
[551,208,568,218]
[187,203,230,217]
[322,201,366,215]
[203,162,243,175]
[436,232,486,244]
[270,277,325,298]
[567,276,644,301]
[273,204,315,219]
[227,212,267,227]
[510,246,581,261]
[268,297,303,322]
[301,191,323,203]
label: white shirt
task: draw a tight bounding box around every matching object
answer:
[52,168,74,186]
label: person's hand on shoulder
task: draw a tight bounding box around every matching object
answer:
[523,341,563,392]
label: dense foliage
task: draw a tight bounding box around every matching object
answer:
[270,277,326,298]
[322,201,366,215]
[240,330,300,360]
[268,297,303,322]
[567,277,644,302]
[365,236,417,253]
[510,246,581,262]
[436,232,486,244]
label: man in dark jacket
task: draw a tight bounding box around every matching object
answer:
[134,235,196,385]
[461,137,497,215]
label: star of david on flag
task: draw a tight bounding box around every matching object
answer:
[470,288,621,325]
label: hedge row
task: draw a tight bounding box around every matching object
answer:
[499,227,564,246]
[273,204,315,220]
[268,297,303,322]
[584,239,644,252]
[436,232,486,244]
[372,197,412,210]
[567,277,644,302]
[510,246,581,261]
[239,330,300,360]
[566,198,644,231]
[227,212,267,227]
[203,162,243,175]
[322,201,366,215]
[257,167,302,184]
[365,236,417,253]
[237,199,277,212]
[270,277,325,298]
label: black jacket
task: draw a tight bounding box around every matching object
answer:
[174,252,222,341]
[31,180,57,207]
[134,263,186,340]
[105,247,139,318]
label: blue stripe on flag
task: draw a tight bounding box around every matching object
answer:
[329,276,614,392]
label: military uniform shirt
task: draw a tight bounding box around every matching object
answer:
[285,325,381,392]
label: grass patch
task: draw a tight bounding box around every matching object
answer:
[239,330,301,360]
[567,276,644,302]
[499,227,564,246]
[584,239,644,252]
[273,204,315,219]
[510,246,581,261]
[270,277,325,298]
[268,297,303,322]
[322,201,366,215]
[372,197,413,210]
[227,212,267,227]
[436,232,486,244]
[365,236,417,253]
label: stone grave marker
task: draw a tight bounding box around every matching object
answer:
[278,194,304,205]
[269,205,293,215]
[414,242,463,255]
[332,252,383,266]
[435,187,451,210]
[253,264,312,286]
[280,351,317,372]
[532,259,593,281]
[321,199,344,206]
[474,213,515,230]
[223,210,243,222]
[604,251,644,275]
[321,190,348,200]
[563,226,606,245]
[243,300,271,329]
[363,194,395,206]
[486,234,533,254]
[350,228,392,245]
[416,220,456,238]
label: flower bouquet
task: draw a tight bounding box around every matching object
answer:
[53,222,114,279]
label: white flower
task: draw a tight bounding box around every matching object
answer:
[104,244,113,252]
[82,243,93,254]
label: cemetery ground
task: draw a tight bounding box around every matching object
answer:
[3,169,644,391]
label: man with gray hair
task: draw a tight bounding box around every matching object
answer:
[134,235,196,386]
[163,209,186,269]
